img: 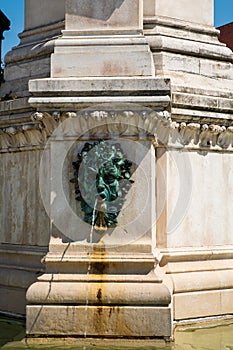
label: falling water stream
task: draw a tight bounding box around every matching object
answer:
[83,198,98,345]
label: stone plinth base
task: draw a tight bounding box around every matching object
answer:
[161,248,233,321]
[174,289,233,320]
[27,305,171,338]
[0,244,47,316]
[26,249,172,338]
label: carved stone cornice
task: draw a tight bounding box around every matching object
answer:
[0,109,233,152]
[0,122,46,151]
[33,110,233,151]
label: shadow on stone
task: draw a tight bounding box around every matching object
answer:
[67,0,125,21]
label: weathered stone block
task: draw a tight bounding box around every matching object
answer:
[27,305,172,337]
[66,0,143,31]
[144,0,213,26]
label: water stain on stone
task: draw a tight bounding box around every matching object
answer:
[91,261,107,274]
[97,307,103,316]
[97,288,102,304]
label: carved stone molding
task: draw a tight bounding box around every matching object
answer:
[0,122,46,151]
[176,122,233,149]
[32,110,172,139]
[1,110,233,151]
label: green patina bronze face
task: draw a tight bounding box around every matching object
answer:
[71,140,134,232]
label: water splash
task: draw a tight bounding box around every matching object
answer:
[83,198,97,343]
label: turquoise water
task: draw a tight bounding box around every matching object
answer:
[1,316,233,349]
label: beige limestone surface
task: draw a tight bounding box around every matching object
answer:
[51,0,154,78]
[0,150,50,246]
[24,0,65,30]
[144,0,214,26]
[49,139,155,248]
[174,289,233,320]
[166,150,233,248]
[27,305,172,337]
[66,0,143,31]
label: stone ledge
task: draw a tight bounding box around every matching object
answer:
[29,96,170,109]
[4,39,57,65]
[25,337,168,348]
[173,92,233,114]
[148,35,232,62]
[171,270,233,293]
[18,20,64,45]
[174,82,233,100]
[26,281,171,305]
[29,77,171,95]
[43,251,158,275]
[144,16,219,36]
[144,16,233,62]
[159,247,233,266]
[0,97,31,115]
[166,259,233,274]
[37,272,162,283]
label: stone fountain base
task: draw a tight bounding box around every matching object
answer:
[26,248,172,338]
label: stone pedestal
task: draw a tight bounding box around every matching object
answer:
[26,0,172,340]
[143,0,233,323]
[51,0,154,77]
[26,106,172,338]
